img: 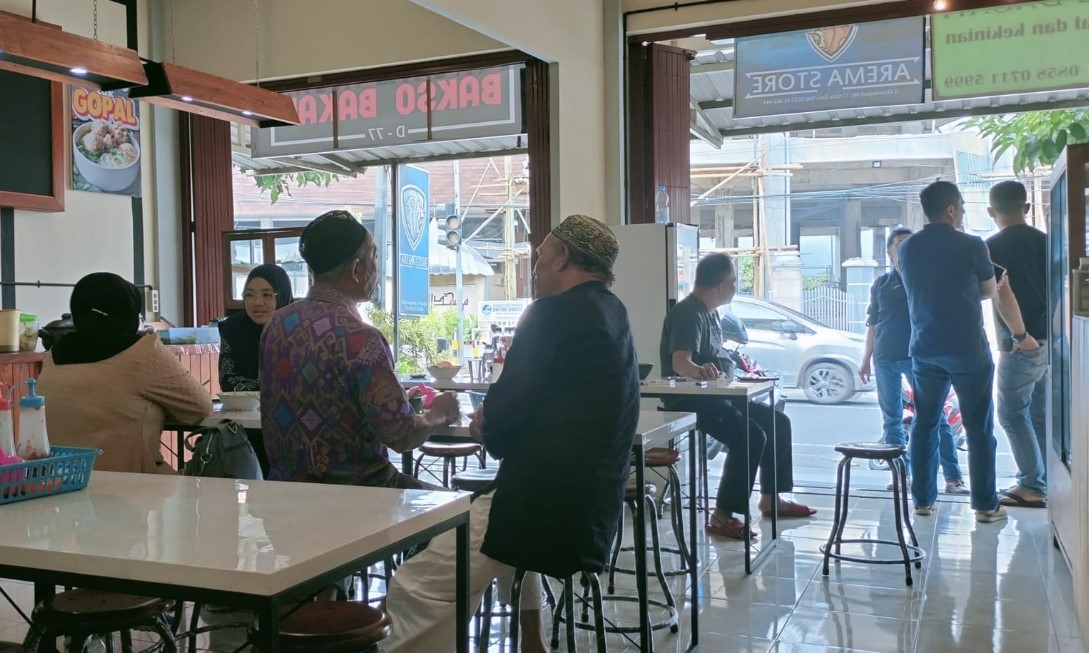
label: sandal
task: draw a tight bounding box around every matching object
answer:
[706,515,758,540]
[999,489,1046,509]
[761,501,817,518]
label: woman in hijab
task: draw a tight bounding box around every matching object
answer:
[217,264,294,392]
[36,272,212,474]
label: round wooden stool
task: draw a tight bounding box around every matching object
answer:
[253,602,390,653]
[414,442,484,487]
[451,467,497,494]
[24,589,176,653]
[821,442,926,586]
[641,447,692,573]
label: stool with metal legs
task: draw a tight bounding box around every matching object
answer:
[508,569,606,653]
[638,448,691,576]
[821,442,926,586]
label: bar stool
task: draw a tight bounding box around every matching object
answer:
[508,570,606,653]
[251,602,390,653]
[23,590,178,653]
[641,447,691,574]
[452,468,501,652]
[821,442,926,586]
[414,443,484,487]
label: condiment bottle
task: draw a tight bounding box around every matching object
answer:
[16,379,49,460]
[490,346,505,383]
[0,382,13,457]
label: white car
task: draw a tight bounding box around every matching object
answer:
[723,295,875,405]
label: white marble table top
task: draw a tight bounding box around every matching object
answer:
[429,409,696,450]
[400,376,492,392]
[191,405,261,430]
[639,378,775,397]
[0,471,470,596]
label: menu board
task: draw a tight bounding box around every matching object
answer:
[932,0,1089,100]
[70,87,142,197]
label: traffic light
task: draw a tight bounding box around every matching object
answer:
[444,215,461,248]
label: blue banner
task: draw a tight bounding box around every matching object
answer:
[397,164,430,318]
[734,17,925,119]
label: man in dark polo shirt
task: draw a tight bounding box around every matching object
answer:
[858,227,967,495]
[987,180,1048,508]
[899,181,1035,523]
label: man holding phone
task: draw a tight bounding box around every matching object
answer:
[987,181,1048,508]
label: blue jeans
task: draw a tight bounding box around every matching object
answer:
[910,353,999,511]
[874,358,962,481]
[996,346,1050,495]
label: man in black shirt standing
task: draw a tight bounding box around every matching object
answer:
[987,181,1048,508]
[660,253,814,541]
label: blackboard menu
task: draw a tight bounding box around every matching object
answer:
[0,69,63,211]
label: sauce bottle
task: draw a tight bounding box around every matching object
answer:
[0,382,14,457]
[16,379,50,460]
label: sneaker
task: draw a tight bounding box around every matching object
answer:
[975,506,1009,523]
[914,505,933,516]
[944,479,970,495]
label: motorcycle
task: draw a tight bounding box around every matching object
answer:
[869,377,967,470]
[703,314,788,460]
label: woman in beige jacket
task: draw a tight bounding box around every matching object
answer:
[36,273,212,474]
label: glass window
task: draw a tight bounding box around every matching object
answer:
[730,299,789,331]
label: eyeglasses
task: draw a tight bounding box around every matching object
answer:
[243,292,278,304]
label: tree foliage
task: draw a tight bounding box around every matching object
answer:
[252,171,338,204]
[368,308,480,374]
[967,109,1089,174]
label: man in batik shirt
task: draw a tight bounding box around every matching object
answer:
[260,210,460,488]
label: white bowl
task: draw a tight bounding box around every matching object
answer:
[73,121,141,192]
[218,391,260,412]
[427,365,462,382]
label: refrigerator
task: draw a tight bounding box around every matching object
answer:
[1048,142,1089,639]
[611,223,700,373]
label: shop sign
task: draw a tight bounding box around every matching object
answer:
[252,65,522,158]
[734,17,925,119]
[932,0,1089,100]
[71,87,142,196]
[398,165,431,318]
[479,300,528,325]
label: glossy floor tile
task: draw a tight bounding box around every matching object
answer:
[0,487,1082,653]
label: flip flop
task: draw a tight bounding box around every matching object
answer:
[706,517,759,540]
[762,502,818,518]
[999,491,1046,508]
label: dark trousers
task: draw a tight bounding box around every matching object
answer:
[670,397,794,515]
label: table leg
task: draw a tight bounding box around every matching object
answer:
[744,399,754,575]
[256,601,281,653]
[745,387,778,574]
[176,430,185,470]
[456,520,470,653]
[632,444,652,652]
[687,428,699,652]
[32,582,56,653]
[402,450,413,476]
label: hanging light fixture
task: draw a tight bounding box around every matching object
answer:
[128,0,298,127]
[0,3,146,90]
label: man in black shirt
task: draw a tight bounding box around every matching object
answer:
[987,181,1048,508]
[660,253,814,541]
[858,227,967,494]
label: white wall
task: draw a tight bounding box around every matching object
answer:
[625,0,899,35]
[410,0,611,226]
[166,0,508,83]
[0,0,157,323]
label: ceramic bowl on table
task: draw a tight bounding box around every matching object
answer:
[218,391,260,412]
[639,363,654,381]
[427,365,462,382]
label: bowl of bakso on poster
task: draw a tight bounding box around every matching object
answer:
[73,120,141,192]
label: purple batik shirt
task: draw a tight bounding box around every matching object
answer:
[259,285,422,487]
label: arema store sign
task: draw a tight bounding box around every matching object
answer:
[734,17,925,118]
[252,65,523,158]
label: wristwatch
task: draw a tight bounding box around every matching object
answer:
[1012,332,1028,344]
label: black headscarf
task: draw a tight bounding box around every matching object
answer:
[51,272,144,366]
[217,264,294,383]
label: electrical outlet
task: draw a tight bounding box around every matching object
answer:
[151,290,160,313]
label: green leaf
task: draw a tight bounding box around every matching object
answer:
[1069,122,1087,142]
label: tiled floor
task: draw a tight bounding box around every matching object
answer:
[0,490,1080,652]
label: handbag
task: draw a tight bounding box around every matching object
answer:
[182,420,263,480]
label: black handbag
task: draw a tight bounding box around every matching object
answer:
[182,420,263,480]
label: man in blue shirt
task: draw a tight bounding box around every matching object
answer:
[858,227,967,495]
[899,181,1034,523]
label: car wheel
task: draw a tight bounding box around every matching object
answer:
[802,362,855,405]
